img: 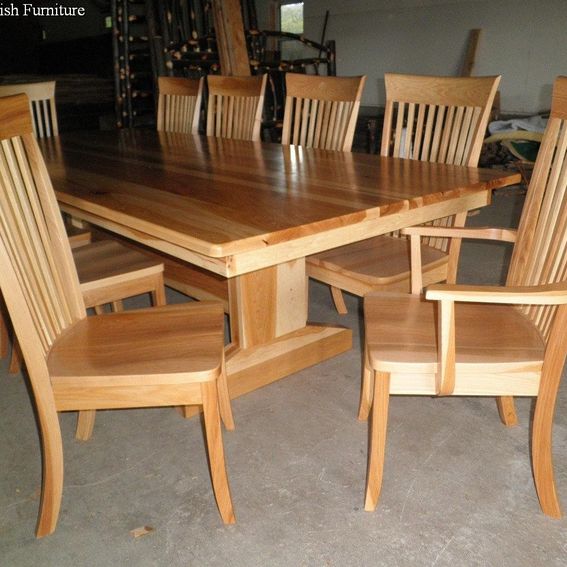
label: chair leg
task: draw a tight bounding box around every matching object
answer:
[217,361,235,431]
[151,275,167,306]
[331,286,348,315]
[496,396,518,426]
[111,300,124,312]
[358,344,374,421]
[9,339,22,374]
[364,371,390,512]
[532,372,563,517]
[94,305,106,315]
[35,411,64,537]
[75,410,96,441]
[201,381,235,524]
[0,306,8,359]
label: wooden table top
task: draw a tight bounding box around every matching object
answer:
[41,130,520,259]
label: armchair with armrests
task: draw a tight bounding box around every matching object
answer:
[359,76,567,518]
[307,73,500,314]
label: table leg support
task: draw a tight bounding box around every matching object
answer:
[179,258,352,418]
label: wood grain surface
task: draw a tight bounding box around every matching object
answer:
[40,130,520,274]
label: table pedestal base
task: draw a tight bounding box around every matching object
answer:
[177,324,352,418]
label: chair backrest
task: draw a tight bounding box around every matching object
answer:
[157,76,203,134]
[380,73,500,166]
[281,74,366,152]
[0,94,84,374]
[206,74,267,141]
[0,81,59,138]
[507,76,567,341]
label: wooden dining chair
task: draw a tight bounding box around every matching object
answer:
[359,76,567,518]
[0,80,59,138]
[0,83,167,373]
[281,74,366,151]
[0,94,235,537]
[157,76,203,134]
[206,74,267,141]
[307,74,501,314]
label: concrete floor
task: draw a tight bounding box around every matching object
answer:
[1,188,567,566]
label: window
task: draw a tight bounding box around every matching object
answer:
[280,2,304,35]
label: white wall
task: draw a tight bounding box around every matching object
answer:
[260,0,567,114]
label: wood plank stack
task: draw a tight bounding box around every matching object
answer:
[112,0,155,128]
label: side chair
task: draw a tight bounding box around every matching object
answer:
[157,76,203,134]
[206,74,268,141]
[0,80,59,138]
[360,76,567,518]
[0,94,236,537]
[0,82,167,374]
[281,73,366,151]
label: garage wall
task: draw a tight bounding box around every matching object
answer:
[259,0,567,114]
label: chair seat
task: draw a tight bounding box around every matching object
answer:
[73,240,163,290]
[308,235,448,294]
[48,302,225,408]
[364,293,545,395]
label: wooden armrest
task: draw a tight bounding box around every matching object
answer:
[426,281,567,305]
[401,226,517,243]
[406,224,517,294]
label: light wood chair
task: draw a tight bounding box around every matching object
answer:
[0,94,235,537]
[157,76,203,134]
[359,76,567,518]
[281,74,366,151]
[0,83,168,373]
[206,74,267,141]
[0,80,59,138]
[307,73,501,314]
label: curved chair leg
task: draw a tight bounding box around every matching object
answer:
[201,381,235,524]
[93,305,106,315]
[0,306,8,359]
[358,344,374,421]
[75,410,96,441]
[9,340,22,374]
[364,371,390,512]
[331,286,348,315]
[217,361,234,431]
[36,411,64,537]
[111,300,124,312]
[532,368,564,517]
[496,396,518,426]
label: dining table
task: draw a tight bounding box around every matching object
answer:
[39,129,521,408]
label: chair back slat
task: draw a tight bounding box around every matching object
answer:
[282,74,366,152]
[380,74,500,251]
[0,81,58,138]
[206,75,267,142]
[508,77,567,340]
[0,95,84,360]
[157,77,203,135]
